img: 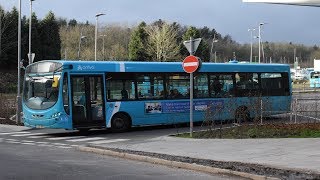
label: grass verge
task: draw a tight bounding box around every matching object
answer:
[176,123,320,139]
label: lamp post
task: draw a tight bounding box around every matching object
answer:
[210,34,218,63]
[28,0,35,65]
[100,34,106,60]
[16,0,22,123]
[77,34,87,59]
[95,13,105,61]
[248,28,255,63]
[258,23,266,63]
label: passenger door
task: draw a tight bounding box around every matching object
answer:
[71,75,105,128]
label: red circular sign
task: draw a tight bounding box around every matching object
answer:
[182,55,200,73]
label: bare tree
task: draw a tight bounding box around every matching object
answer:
[145,22,180,61]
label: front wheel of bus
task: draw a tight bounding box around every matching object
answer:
[235,107,250,124]
[111,113,131,133]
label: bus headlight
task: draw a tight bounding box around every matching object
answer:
[51,112,61,118]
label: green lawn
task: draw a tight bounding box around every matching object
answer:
[176,123,320,139]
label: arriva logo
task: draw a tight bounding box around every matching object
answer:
[77,65,95,71]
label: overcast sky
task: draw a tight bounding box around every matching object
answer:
[1,0,320,46]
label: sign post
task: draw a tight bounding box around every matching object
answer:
[183,37,201,137]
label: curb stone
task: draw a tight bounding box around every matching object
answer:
[77,146,279,180]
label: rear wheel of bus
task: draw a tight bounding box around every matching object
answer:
[111,113,131,133]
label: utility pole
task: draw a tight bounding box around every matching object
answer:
[16,0,22,124]
[95,13,105,61]
[28,0,35,65]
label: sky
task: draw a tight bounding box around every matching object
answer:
[1,0,320,46]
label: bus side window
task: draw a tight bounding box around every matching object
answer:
[106,73,136,101]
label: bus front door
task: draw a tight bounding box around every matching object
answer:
[71,75,105,129]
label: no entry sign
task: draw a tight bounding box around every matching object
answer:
[182,55,200,73]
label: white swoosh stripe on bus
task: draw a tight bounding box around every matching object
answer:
[88,139,129,144]
[120,62,125,72]
[66,137,105,142]
[107,101,121,127]
[183,62,198,67]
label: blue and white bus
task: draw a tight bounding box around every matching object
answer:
[310,71,320,88]
[22,60,291,132]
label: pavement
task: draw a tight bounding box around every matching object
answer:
[2,124,320,179]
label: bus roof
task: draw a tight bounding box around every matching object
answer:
[32,60,290,73]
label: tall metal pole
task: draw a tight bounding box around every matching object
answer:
[95,16,98,61]
[248,28,255,63]
[258,25,261,64]
[189,37,194,138]
[210,34,218,63]
[28,0,34,65]
[258,23,266,63]
[16,0,22,124]
[100,35,106,60]
[95,13,105,61]
[102,35,105,60]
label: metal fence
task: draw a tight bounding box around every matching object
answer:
[293,82,320,93]
[290,98,320,124]
[0,93,16,120]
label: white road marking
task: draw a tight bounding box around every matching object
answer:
[6,141,20,144]
[21,140,35,143]
[88,139,129,144]
[46,136,85,140]
[28,135,51,139]
[5,138,18,141]
[52,143,68,146]
[38,144,54,147]
[56,146,72,149]
[21,142,36,145]
[0,131,30,135]
[66,137,105,142]
[11,132,46,137]
[35,142,49,144]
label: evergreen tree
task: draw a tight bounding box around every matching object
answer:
[25,13,41,63]
[39,11,61,61]
[1,7,19,69]
[68,19,77,27]
[128,22,149,61]
[182,26,210,62]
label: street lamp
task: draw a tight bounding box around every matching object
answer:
[100,34,106,60]
[210,34,218,63]
[95,13,105,61]
[16,0,22,123]
[248,28,256,63]
[77,34,87,59]
[28,0,35,65]
[258,22,266,63]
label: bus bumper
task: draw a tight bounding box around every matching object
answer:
[23,114,72,129]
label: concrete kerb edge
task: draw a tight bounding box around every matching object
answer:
[77,146,278,180]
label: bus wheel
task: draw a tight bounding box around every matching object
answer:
[111,113,131,133]
[235,107,249,124]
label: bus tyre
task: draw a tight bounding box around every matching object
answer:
[111,113,131,133]
[235,107,249,124]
